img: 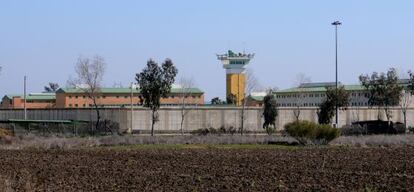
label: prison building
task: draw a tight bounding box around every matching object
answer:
[0,93,56,109]
[275,81,413,108]
[246,80,413,108]
[55,87,204,108]
[245,92,266,107]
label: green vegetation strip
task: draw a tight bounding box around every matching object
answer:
[104,144,299,150]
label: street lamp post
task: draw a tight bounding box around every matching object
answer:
[331,21,341,128]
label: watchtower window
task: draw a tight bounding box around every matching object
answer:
[229,60,245,65]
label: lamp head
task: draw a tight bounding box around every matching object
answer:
[332,21,342,25]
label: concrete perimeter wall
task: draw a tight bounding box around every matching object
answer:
[0,107,413,132]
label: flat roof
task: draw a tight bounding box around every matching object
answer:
[3,93,56,100]
[276,80,411,94]
[56,87,204,94]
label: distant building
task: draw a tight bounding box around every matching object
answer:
[1,87,204,109]
[246,92,266,107]
[246,81,414,108]
[55,87,204,108]
[1,93,56,109]
[275,82,369,107]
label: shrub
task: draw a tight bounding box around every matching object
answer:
[191,126,240,136]
[343,121,407,136]
[0,128,14,145]
[284,120,340,145]
[0,128,13,137]
[409,127,414,133]
[89,119,120,135]
[341,124,368,136]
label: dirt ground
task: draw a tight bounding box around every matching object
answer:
[0,145,413,191]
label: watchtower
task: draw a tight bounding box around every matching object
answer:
[217,50,254,106]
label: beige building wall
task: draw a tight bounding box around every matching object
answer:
[1,107,413,132]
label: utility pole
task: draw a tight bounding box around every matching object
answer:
[331,21,342,128]
[24,75,27,120]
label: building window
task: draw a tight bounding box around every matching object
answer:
[69,104,72,107]
[83,104,86,107]
[69,96,72,99]
[75,96,78,99]
[75,104,78,107]
[116,96,120,98]
[124,96,128,98]
[103,96,106,99]
[83,95,86,99]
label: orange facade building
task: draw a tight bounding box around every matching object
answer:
[55,87,204,108]
[1,93,56,109]
[1,87,204,109]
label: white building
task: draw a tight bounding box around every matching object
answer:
[273,81,413,108]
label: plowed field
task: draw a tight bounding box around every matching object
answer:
[1,146,413,191]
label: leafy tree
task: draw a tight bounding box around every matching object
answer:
[359,68,403,122]
[44,82,60,92]
[135,59,178,136]
[409,71,414,94]
[226,93,236,105]
[69,55,106,132]
[262,91,278,135]
[402,70,414,131]
[211,97,223,105]
[317,86,349,124]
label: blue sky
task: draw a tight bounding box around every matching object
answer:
[1,1,413,100]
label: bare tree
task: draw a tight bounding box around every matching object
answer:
[69,55,106,132]
[240,69,260,135]
[399,89,411,131]
[293,73,311,121]
[112,81,124,88]
[178,77,196,135]
[44,82,60,92]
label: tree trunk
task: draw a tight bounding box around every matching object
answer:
[151,110,155,136]
[385,108,391,124]
[180,96,186,135]
[93,98,100,134]
[180,108,185,135]
[240,102,245,135]
[294,106,300,121]
[377,107,381,120]
[403,110,407,132]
